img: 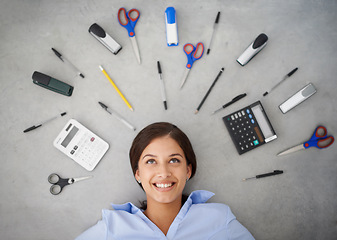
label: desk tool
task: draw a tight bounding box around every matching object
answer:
[206,12,220,55]
[99,65,133,111]
[263,68,298,96]
[223,101,277,154]
[157,61,167,110]
[89,23,122,55]
[212,93,247,115]
[242,170,283,181]
[51,48,85,78]
[98,102,136,131]
[23,112,66,133]
[118,7,141,64]
[195,67,224,114]
[165,7,178,46]
[237,33,268,66]
[32,71,73,96]
[180,42,204,89]
[48,173,92,195]
[53,119,109,171]
[277,126,334,156]
[279,83,316,114]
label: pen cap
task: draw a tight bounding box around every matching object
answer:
[236,33,268,66]
[165,7,178,46]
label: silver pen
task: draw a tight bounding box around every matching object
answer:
[157,61,167,110]
[52,48,85,78]
[98,102,136,131]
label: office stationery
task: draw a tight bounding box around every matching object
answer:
[51,48,85,78]
[206,12,220,55]
[195,67,224,114]
[212,93,247,115]
[279,83,316,114]
[180,42,204,89]
[88,23,122,55]
[48,173,93,195]
[32,71,73,96]
[23,112,66,133]
[99,65,134,111]
[277,126,334,156]
[237,33,268,66]
[157,61,167,110]
[98,102,136,131]
[263,68,298,96]
[242,170,284,181]
[223,101,277,155]
[165,7,178,46]
[53,119,109,171]
[118,7,141,64]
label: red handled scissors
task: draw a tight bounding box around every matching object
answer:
[118,8,141,64]
[180,42,204,89]
[277,126,334,156]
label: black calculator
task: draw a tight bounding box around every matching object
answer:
[223,101,277,155]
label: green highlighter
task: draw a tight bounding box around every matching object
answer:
[32,71,73,96]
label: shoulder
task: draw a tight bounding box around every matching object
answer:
[190,202,236,225]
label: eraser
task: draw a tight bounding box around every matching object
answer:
[165,7,178,46]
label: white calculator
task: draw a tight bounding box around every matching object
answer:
[53,119,109,171]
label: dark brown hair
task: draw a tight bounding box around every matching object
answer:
[129,122,197,185]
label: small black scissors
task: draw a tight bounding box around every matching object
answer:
[48,173,92,195]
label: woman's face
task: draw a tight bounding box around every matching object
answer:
[135,135,192,205]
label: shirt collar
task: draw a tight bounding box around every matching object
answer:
[110,190,215,215]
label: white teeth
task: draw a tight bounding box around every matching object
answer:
[155,183,173,188]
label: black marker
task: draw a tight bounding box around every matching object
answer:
[212,93,247,115]
[242,170,284,181]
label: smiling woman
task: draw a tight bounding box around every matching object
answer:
[75,122,255,240]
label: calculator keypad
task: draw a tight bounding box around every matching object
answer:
[224,108,265,154]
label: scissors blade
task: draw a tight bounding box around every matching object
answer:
[277,144,304,156]
[180,68,191,89]
[130,36,141,64]
[72,176,93,183]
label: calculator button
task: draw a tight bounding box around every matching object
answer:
[251,119,255,124]
[74,145,78,150]
[249,114,252,118]
[246,109,250,114]
[70,150,75,154]
[231,115,235,120]
[238,112,242,117]
[234,113,238,119]
[91,137,95,142]
[253,140,259,145]
[241,111,245,116]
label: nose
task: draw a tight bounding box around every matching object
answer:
[157,163,171,178]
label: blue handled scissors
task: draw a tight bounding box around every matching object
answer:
[118,8,141,64]
[180,42,204,89]
[48,173,92,195]
[277,126,334,156]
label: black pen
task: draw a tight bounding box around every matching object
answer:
[157,61,167,110]
[263,67,298,96]
[212,93,247,115]
[195,67,225,114]
[51,48,85,78]
[23,112,67,133]
[242,170,284,181]
[207,12,221,55]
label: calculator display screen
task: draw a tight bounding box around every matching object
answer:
[61,126,79,147]
[251,104,274,140]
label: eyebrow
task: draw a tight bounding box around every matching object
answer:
[142,153,183,160]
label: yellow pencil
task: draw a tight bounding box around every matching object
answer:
[99,65,133,111]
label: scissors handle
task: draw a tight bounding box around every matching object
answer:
[184,42,204,69]
[304,136,334,149]
[48,173,72,195]
[118,8,140,37]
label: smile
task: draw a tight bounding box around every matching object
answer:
[153,183,175,188]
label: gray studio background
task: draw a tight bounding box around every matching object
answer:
[1,0,336,239]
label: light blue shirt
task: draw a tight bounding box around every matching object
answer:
[75,190,254,240]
